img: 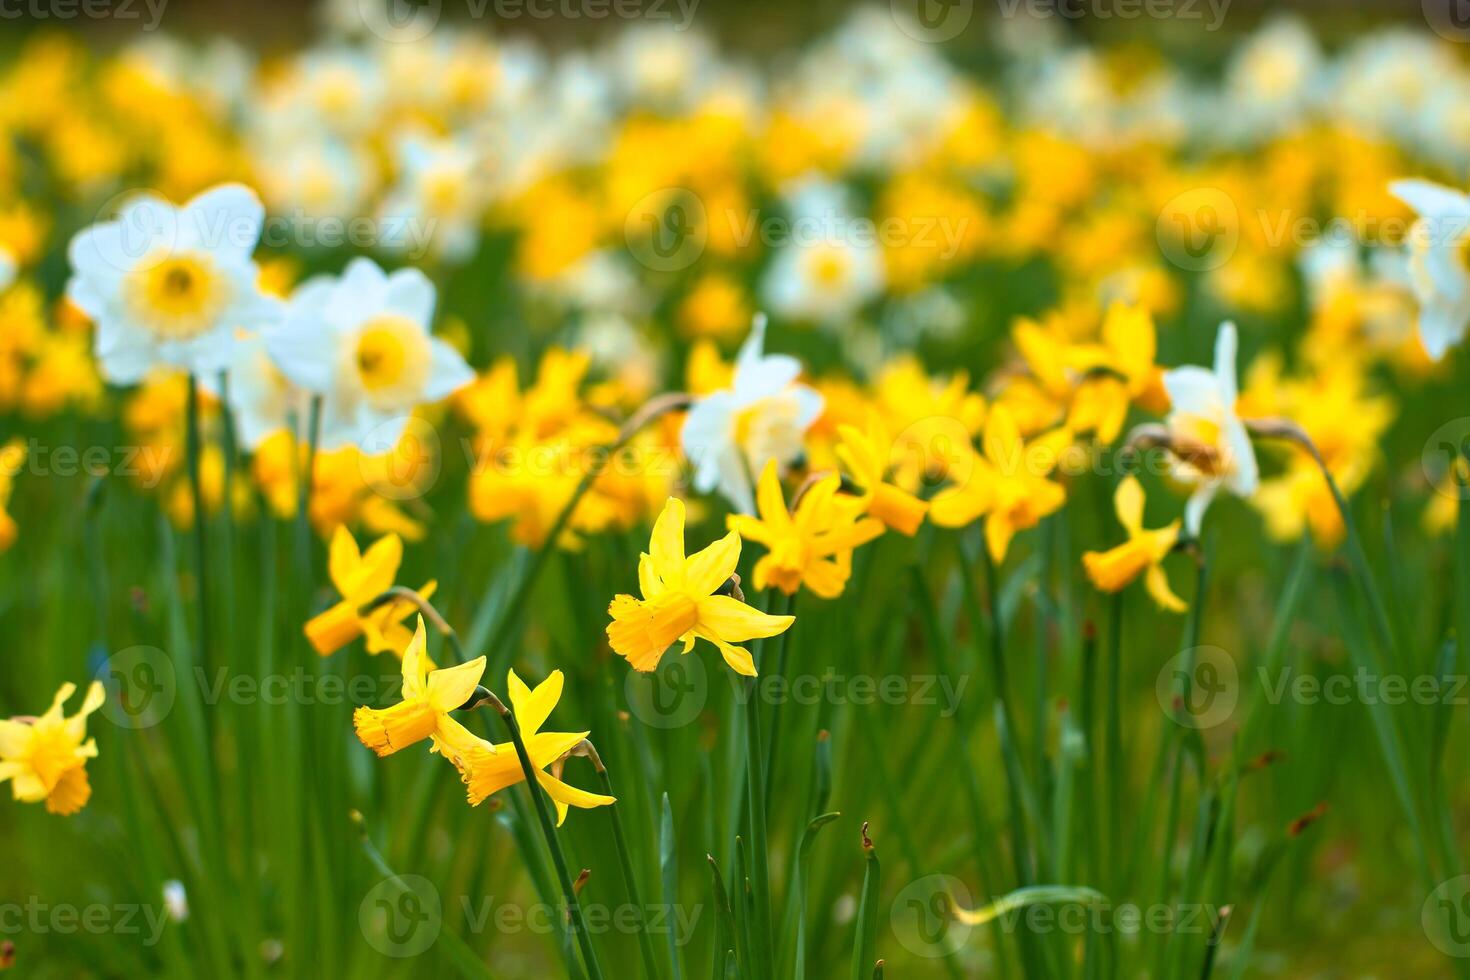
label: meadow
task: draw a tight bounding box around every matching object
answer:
[2,4,1470,978]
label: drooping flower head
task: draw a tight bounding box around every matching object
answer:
[434,669,615,825]
[930,405,1070,562]
[1161,321,1259,537]
[680,315,823,514]
[264,257,474,450]
[835,414,929,536]
[305,526,437,657]
[0,681,105,816]
[352,616,487,757]
[1082,475,1186,612]
[606,497,795,676]
[728,461,884,597]
[66,183,277,383]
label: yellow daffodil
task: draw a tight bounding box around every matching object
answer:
[606,497,794,676]
[352,616,487,757]
[0,438,24,552]
[434,670,614,825]
[1082,476,1186,612]
[728,461,884,597]
[305,526,437,657]
[835,416,929,536]
[1066,302,1168,444]
[0,681,104,816]
[930,406,1071,562]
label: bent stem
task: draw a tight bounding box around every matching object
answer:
[360,586,468,664]
[481,690,607,980]
[585,743,662,980]
[1253,419,1445,891]
[481,393,693,667]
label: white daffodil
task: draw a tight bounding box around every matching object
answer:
[262,257,474,450]
[1388,178,1470,360]
[1162,321,1259,537]
[761,180,883,326]
[214,331,308,451]
[680,314,824,514]
[378,131,487,262]
[66,183,277,384]
[762,236,884,326]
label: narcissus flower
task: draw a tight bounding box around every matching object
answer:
[65,183,277,383]
[1387,178,1470,360]
[434,670,615,825]
[680,315,823,514]
[1066,302,1168,443]
[352,616,487,757]
[304,526,437,656]
[606,497,795,676]
[1162,321,1259,537]
[264,257,474,450]
[728,461,884,597]
[0,681,105,816]
[1083,476,1186,612]
[835,416,929,536]
[930,406,1071,562]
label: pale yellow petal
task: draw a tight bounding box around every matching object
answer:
[695,594,794,643]
[1115,476,1145,536]
[685,531,742,597]
[510,670,564,736]
[649,497,687,585]
[327,524,361,594]
[426,655,488,714]
[1145,564,1188,613]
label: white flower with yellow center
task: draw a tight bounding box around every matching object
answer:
[379,132,487,262]
[763,237,884,325]
[1162,321,1259,537]
[263,257,474,450]
[66,184,276,384]
[1388,178,1470,360]
[681,315,824,514]
[216,332,308,451]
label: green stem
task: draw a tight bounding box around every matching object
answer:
[489,696,606,980]
[593,757,662,980]
[185,373,211,674]
[763,590,797,806]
